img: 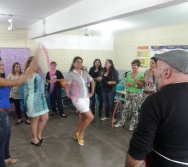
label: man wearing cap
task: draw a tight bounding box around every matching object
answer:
[125,50,188,167]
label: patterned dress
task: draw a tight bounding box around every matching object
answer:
[25,73,49,117]
[142,69,156,101]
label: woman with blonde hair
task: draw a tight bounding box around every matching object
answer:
[24,56,49,146]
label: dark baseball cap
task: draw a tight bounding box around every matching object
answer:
[154,50,188,74]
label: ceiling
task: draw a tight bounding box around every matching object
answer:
[0,0,188,35]
[0,0,81,28]
[76,2,188,36]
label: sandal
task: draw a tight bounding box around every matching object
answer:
[5,158,18,164]
[74,132,84,145]
[25,120,31,124]
[78,139,84,146]
[39,139,45,143]
[15,120,23,125]
[31,141,43,146]
[73,132,79,140]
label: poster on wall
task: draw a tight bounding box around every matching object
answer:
[151,45,188,57]
[0,48,30,76]
[137,46,149,68]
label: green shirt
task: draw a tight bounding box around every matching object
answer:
[126,72,144,93]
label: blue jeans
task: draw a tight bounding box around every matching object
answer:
[50,88,64,114]
[91,93,103,117]
[102,89,115,118]
[0,111,11,167]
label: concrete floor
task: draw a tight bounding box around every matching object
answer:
[8,105,145,167]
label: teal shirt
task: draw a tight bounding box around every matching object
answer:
[126,72,144,93]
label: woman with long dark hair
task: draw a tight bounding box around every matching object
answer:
[0,57,34,167]
[65,56,94,146]
[97,59,119,121]
[89,59,103,117]
[7,62,30,125]
[141,57,157,100]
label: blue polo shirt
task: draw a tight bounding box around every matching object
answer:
[0,87,11,108]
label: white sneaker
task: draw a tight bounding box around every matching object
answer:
[114,122,120,128]
[129,126,134,131]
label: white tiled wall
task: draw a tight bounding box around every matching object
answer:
[2,22,188,74]
[38,49,113,74]
[114,23,188,72]
[0,25,113,74]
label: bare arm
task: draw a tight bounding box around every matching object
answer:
[0,77,26,87]
[125,154,144,167]
[89,79,95,98]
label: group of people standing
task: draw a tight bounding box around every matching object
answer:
[1,50,188,167]
[0,57,39,167]
[0,54,65,166]
[114,57,157,131]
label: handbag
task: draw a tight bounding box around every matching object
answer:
[60,79,66,88]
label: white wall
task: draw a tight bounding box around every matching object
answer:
[0,25,114,74]
[114,23,188,72]
[36,34,113,50]
[0,25,35,54]
[36,32,114,73]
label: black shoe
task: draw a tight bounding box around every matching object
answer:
[60,114,67,118]
[39,139,45,143]
[51,112,56,116]
[25,120,31,125]
[15,120,23,125]
[31,141,43,146]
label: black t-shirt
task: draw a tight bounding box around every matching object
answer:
[46,70,64,91]
[89,67,103,94]
[128,83,188,165]
[102,75,113,89]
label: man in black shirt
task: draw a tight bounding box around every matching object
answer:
[46,61,67,118]
[125,50,188,167]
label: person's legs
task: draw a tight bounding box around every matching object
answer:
[24,111,30,124]
[0,112,9,167]
[91,94,96,115]
[115,93,131,127]
[75,113,85,133]
[55,89,65,116]
[79,111,94,140]
[98,93,103,117]
[107,90,116,118]
[50,92,57,114]
[13,99,22,122]
[1,112,18,164]
[129,93,142,130]
[4,116,10,160]
[30,116,40,143]
[37,113,49,140]
[101,90,110,119]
